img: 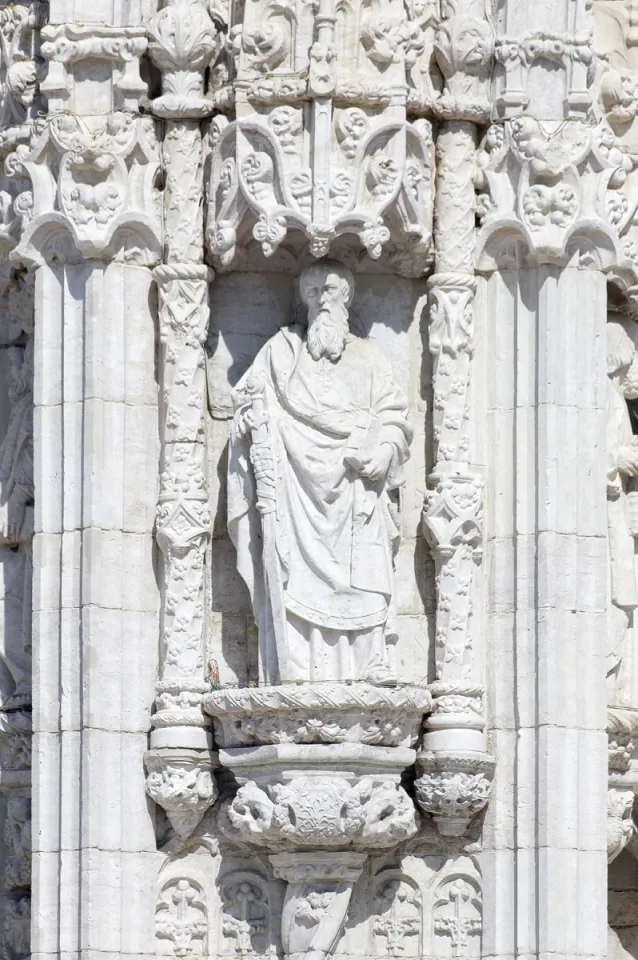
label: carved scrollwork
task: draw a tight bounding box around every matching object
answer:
[207,114,433,271]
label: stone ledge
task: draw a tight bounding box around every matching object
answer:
[205,681,431,748]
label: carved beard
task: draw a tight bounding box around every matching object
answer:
[306,304,350,361]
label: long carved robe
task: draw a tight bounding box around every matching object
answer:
[228,324,412,642]
[607,375,638,675]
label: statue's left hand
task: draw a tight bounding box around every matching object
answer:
[358,443,394,482]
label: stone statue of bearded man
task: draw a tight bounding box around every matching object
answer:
[227,261,412,685]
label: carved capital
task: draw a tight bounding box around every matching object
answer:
[148,0,222,119]
[415,749,495,837]
[434,15,494,122]
[145,746,219,840]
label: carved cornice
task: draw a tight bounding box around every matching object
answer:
[205,682,431,748]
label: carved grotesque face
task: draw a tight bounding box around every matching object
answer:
[456,22,492,74]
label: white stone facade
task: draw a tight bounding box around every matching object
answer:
[0,0,637,959]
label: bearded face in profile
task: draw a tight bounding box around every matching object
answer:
[300,263,353,362]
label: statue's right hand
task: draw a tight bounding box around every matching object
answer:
[250,445,274,483]
[235,405,255,438]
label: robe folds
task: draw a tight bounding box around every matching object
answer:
[227,324,412,636]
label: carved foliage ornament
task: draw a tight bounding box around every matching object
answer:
[156,879,208,958]
[221,775,417,850]
[207,114,433,274]
[475,117,638,270]
[147,0,222,119]
[11,112,162,266]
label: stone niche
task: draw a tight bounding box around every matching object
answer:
[205,266,434,691]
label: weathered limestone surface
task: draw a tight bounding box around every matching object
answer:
[0,0,637,959]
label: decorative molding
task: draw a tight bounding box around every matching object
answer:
[10,111,162,266]
[205,683,430,748]
[40,23,148,113]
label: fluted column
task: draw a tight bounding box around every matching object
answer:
[476,2,608,956]
[12,8,164,956]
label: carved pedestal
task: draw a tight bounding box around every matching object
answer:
[206,684,424,960]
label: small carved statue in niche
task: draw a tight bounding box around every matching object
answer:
[606,315,638,701]
[228,261,412,685]
[0,275,33,709]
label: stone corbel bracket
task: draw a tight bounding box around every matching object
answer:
[607,707,638,863]
[205,683,428,960]
[40,23,149,114]
[416,682,494,837]
[207,112,434,274]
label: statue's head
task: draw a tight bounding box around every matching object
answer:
[299,261,355,362]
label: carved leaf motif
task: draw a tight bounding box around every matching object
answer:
[156,880,208,958]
